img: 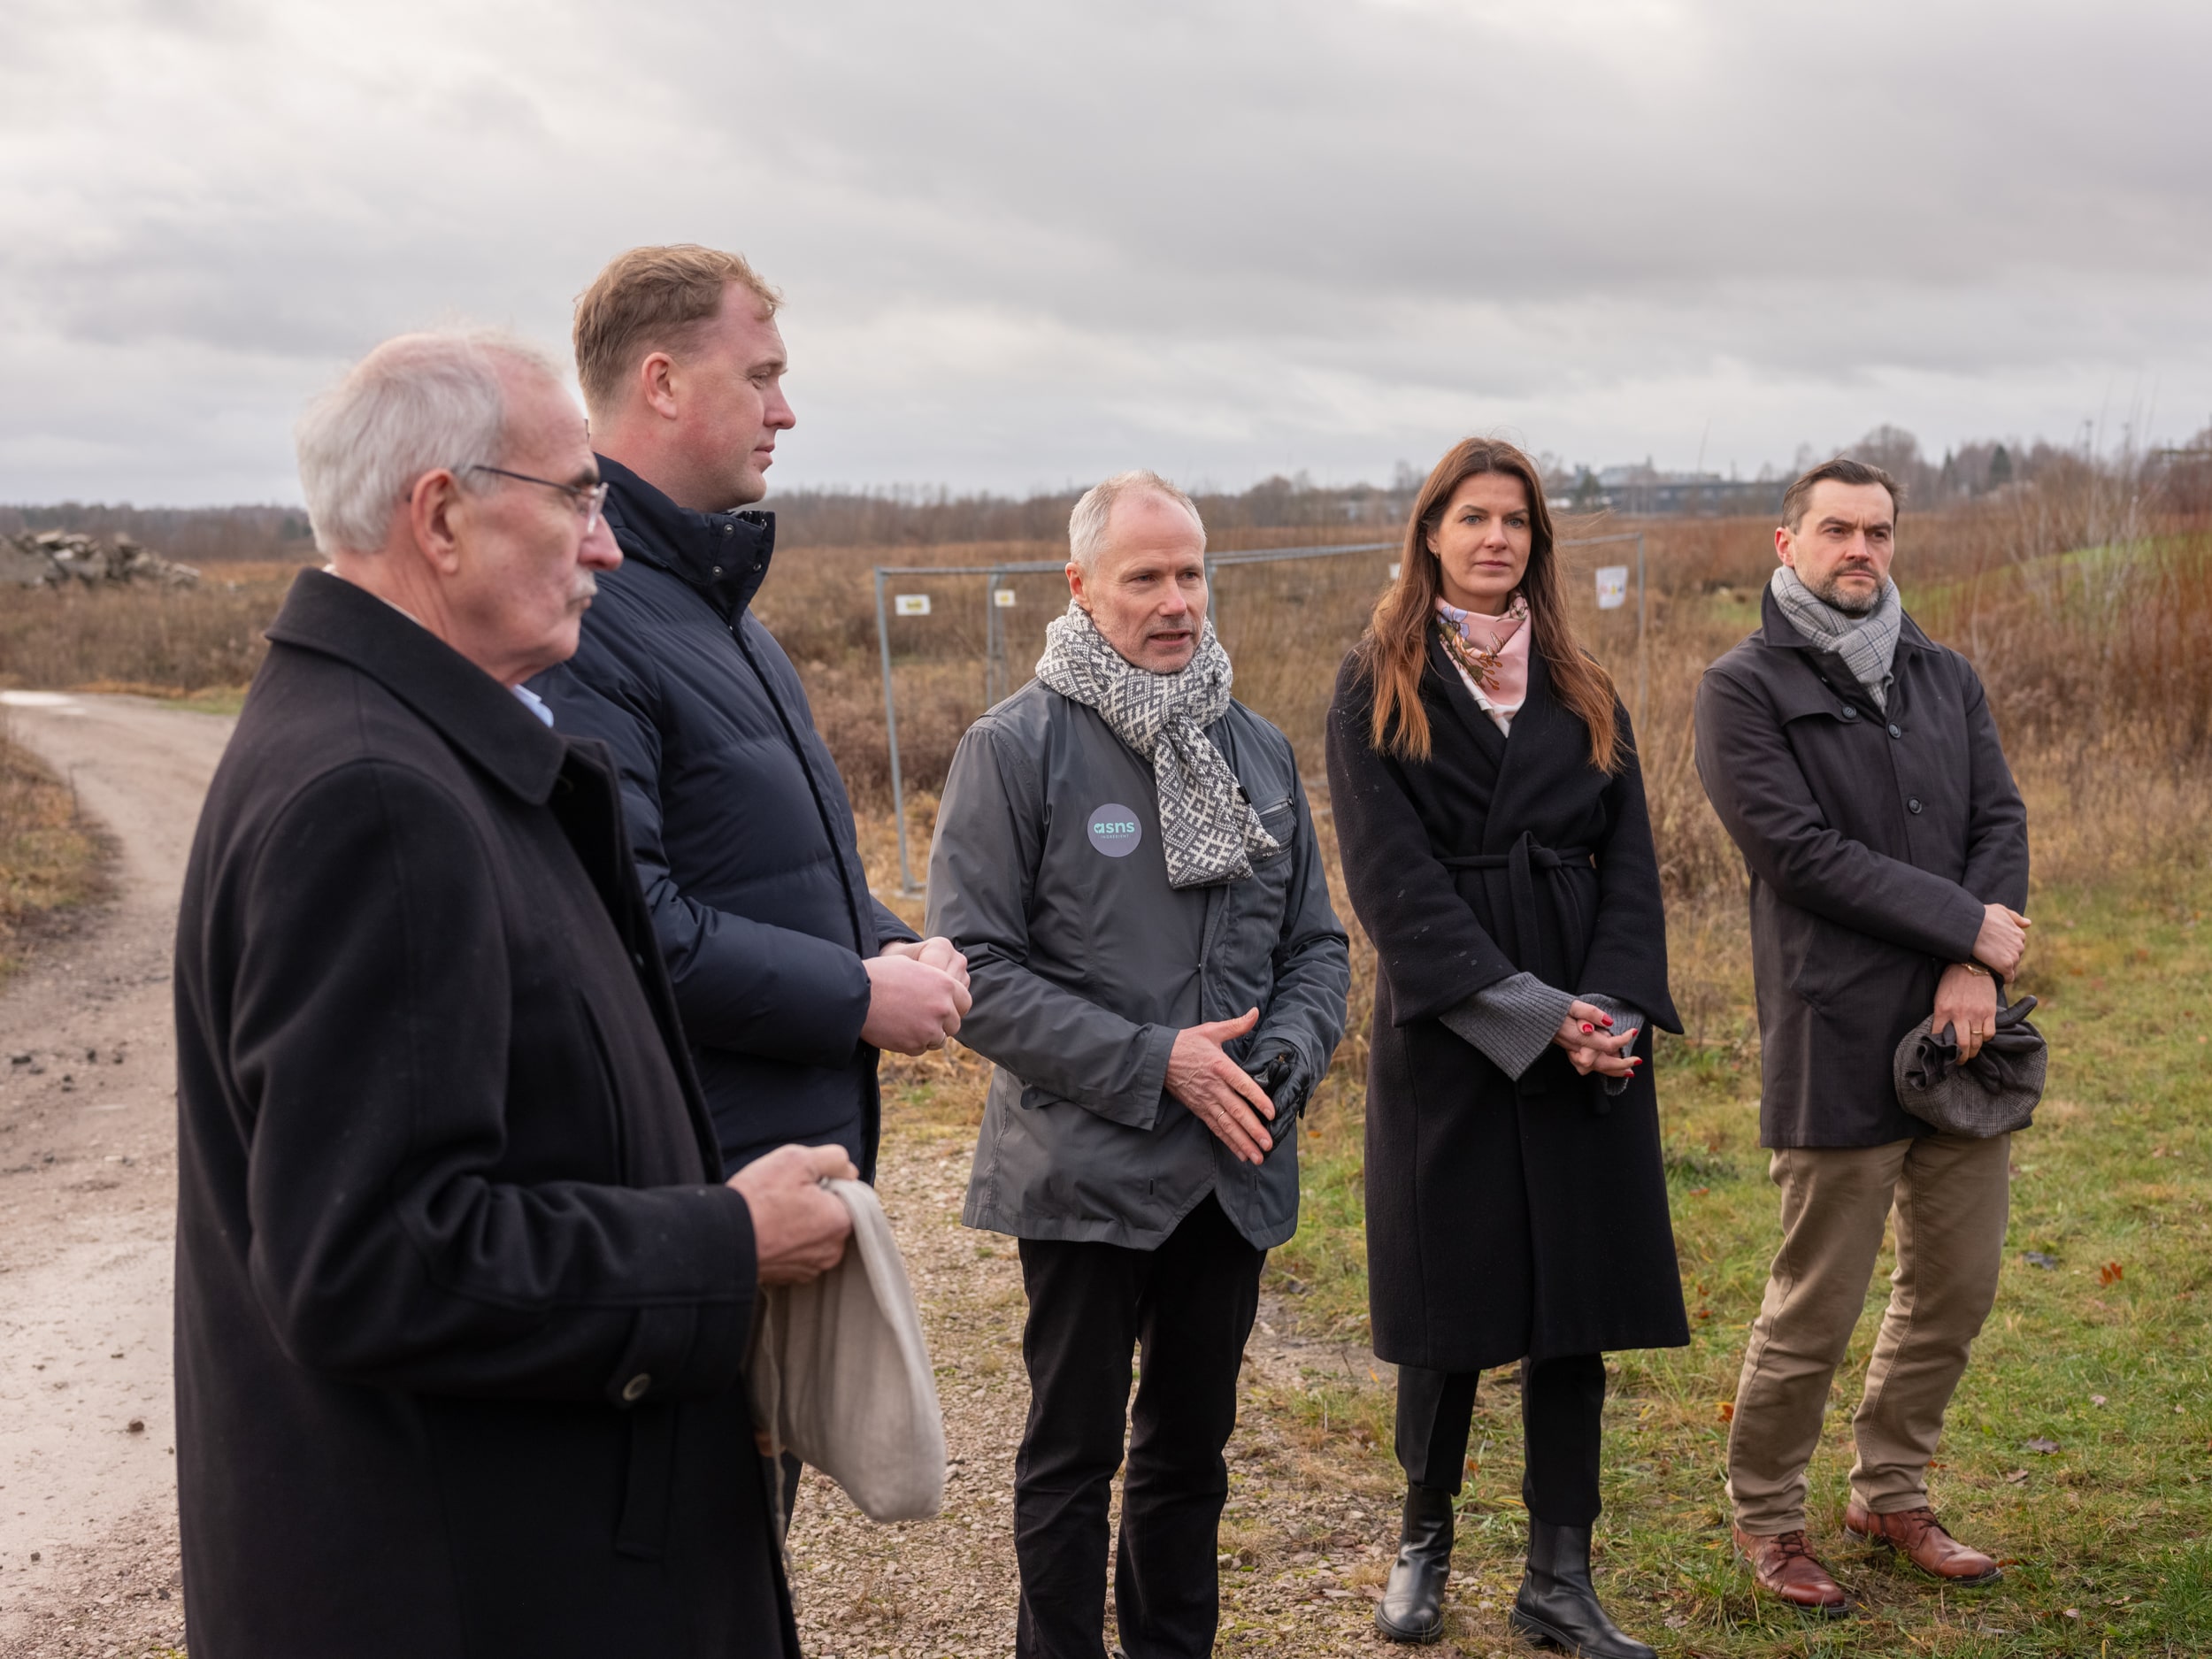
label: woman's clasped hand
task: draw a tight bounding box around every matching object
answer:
[1552,1000,1641,1078]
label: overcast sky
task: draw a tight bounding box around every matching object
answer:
[4,0,2208,505]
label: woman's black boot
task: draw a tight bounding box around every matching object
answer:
[1509,1519,1655,1659]
[1374,1483,1455,1643]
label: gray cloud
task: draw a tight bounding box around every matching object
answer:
[1,0,2208,504]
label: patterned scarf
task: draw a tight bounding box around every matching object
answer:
[1034,600,1280,889]
[1770,565,1903,710]
[1435,593,1532,714]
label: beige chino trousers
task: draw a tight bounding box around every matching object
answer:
[1725,1132,2010,1535]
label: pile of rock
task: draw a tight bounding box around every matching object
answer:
[0,530,200,589]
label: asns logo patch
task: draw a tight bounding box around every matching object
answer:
[1086,804,1143,857]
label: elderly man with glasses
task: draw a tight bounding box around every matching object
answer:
[173,328,853,1657]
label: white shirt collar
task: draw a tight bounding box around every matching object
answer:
[511,684,554,727]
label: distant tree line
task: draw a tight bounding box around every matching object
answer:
[4,421,2204,561]
[760,471,1417,548]
[0,503,315,565]
[765,426,2212,545]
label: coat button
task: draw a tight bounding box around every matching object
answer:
[1840,706,1857,719]
[721,524,734,537]
[622,1373,651,1402]
[1908,797,1924,813]
[1888,723,1902,738]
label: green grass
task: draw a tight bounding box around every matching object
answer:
[1265,874,2212,1655]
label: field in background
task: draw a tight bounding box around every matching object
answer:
[4,475,2210,1652]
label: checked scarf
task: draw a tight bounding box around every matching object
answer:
[1770,565,1903,711]
[1035,600,1280,889]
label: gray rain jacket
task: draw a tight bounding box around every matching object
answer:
[926,681,1349,1251]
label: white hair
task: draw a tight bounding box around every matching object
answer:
[1067,470,1206,572]
[296,328,566,557]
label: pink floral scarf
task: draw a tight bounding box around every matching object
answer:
[1435,594,1532,721]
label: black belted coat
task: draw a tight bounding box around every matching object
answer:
[1326,640,1690,1374]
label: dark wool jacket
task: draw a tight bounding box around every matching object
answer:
[173,572,794,1658]
[1694,587,2030,1148]
[530,457,915,1178]
[1326,641,1689,1373]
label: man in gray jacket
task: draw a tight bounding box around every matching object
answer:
[928,471,1349,1659]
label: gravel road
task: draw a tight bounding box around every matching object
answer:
[0,692,233,1657]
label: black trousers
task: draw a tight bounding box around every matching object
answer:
[1013,1194,1265,1659]
[1394,1352,1606,1526]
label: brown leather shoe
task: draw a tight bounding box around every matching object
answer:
[1844,1502,2002,1586]
[1732,1526,1852,1617]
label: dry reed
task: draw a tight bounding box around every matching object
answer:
[0,722,106,977]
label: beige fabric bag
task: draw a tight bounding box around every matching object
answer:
[747,1178,945,1525]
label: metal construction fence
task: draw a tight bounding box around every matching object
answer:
[872,533,1647,894]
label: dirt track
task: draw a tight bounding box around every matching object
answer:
[0,693,234,1655]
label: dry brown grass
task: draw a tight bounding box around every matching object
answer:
[0,570,295,695]
[5,486,2203,1007]
[0,724,107,982]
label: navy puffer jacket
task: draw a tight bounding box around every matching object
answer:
[529,457,914,1177]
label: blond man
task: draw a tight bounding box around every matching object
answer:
[529,246,969,1186]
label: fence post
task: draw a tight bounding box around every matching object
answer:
[1635,531,1648,735]
[984,571,1003,706]
[874,567,920,896]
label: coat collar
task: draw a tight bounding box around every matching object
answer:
[264,568,569,806]
[595,453,776,620]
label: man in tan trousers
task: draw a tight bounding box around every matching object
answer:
[1694,458,2032,1614]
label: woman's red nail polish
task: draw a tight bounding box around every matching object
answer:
[1580,1023,1594,1033]
[1601,1016,1614,1026]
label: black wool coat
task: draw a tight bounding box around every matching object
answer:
[173,572,795,1659]
[1694,588,2030,1148]
[1325,640,1690,1374]
[530,456,917,1179]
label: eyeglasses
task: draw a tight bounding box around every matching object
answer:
[461,465,611,537]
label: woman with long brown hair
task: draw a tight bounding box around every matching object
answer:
[1325,439,1686,1656]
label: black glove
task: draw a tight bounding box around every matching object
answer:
[1240,1043,1317,1160]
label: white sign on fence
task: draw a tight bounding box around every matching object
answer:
[993,588,1018,608]
[1388,563,1402,580]
[1594,565,1630,611]
[895,594,933,617]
